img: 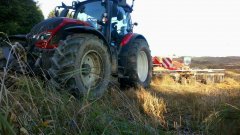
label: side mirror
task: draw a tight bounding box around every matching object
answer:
[128,22,138,32]
[133,22,138,26]
[54,7,59,17]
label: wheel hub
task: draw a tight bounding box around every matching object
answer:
[80,51,103,89]
[137,51,149,82]
[82,64,91,75]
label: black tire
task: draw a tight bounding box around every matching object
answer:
[119,39,152,88]
[48,34,111,98]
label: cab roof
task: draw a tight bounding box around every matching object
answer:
[77,0,133,12]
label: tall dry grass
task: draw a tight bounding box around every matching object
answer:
[1,71,240,134]
[151,74,240,134]
[226,70,240,81]
[0,74,166,134]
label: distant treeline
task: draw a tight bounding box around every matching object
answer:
[0,0,44,35]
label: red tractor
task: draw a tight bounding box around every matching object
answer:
[0,0,152,97]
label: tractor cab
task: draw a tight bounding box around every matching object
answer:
[55,0,134,45]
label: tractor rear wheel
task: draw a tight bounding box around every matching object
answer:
[119,39,152,88]
[48,34,111,98]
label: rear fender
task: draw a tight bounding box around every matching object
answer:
[120,33,149,47]
[119,33,149,54]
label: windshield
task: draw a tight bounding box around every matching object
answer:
[74,1,105,28]
[111,11,132,36]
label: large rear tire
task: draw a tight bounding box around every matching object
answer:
[119,39,152,88]
[48,34,111,98]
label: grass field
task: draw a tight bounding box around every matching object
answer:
[1,54,240,135]
[0,69,239,134]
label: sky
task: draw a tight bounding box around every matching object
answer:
[37,0,240,57]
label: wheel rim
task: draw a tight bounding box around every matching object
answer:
[80,50,103,89]
[137,51,149,82]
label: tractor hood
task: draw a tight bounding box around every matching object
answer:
[28,17,89,49]
[27,17,64,48]
[29,17,64,37]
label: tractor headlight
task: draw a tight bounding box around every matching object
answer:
[37,32,51,41]
[35,32,53,49]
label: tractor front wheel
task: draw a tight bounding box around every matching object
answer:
[48,34,111,98]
